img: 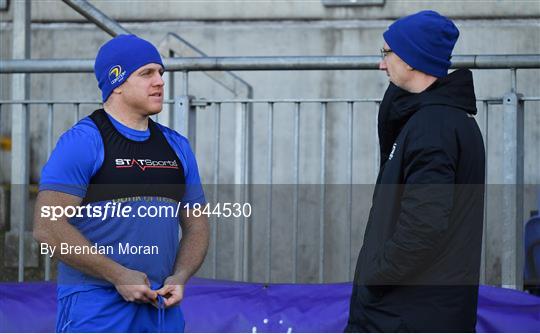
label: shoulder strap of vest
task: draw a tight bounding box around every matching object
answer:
[147,117,159,133]
[89,108,112,133]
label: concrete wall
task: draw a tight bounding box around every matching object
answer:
[0,0,539,284]
[2,0,540,21]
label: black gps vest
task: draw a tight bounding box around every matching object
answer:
[82,109,185,204]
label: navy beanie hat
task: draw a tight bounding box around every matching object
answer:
[383,10,459,78]
[94,34,164,102]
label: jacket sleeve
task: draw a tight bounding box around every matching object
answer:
[364,123,457,285]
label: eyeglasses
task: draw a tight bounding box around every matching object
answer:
[380,48,393,59]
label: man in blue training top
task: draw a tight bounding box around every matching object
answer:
[33,34,209,332]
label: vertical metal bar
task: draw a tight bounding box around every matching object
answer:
[292,102,300,283]
[168,50,175,127]
[212,103,221,279]
[510,69,517,93]
[480,101,489,285]
[173,97,182,134]
[501,92,525,290]
[176,96,196,148]
[319,102,327,283]
[16,103,30,282]
[183,71,194,150]
[11,0,31,283]
[173,72,192,144]
[74,103,80,124]
[44,103,54,281]
[347,102,354,281]
[242,102,250,281]
[266,102,273,282]
[234,102,246,281]
[515,95,525,289]
[182,71,189,95]
[538,178,540,213]
[188,102,197,151]
[18,141,25,282]
[483,101,489,169]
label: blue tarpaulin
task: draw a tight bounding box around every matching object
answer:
[1,278,539,332]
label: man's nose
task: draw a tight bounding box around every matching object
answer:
[379,59,387,71]
[153,73,164,86]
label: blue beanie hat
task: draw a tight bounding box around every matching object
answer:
[94,34,164,102]
[383,10,459,78]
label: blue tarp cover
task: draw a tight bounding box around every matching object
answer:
[1,278,539,332]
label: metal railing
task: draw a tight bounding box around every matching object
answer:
[1,88,539,286]
[2,55,540,73]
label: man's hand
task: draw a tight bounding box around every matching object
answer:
[152,210,208,309]
[113,267,157,305]
[156,275,185,308]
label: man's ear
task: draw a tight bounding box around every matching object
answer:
[406,64,414,71]
[112,86,122,95]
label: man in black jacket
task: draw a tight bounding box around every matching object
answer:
[346,11,485,332]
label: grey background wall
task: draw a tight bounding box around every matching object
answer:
[0,0,539,284]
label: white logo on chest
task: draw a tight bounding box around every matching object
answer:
[389,143,397,160]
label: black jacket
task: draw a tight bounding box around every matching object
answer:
[347,69,486,332]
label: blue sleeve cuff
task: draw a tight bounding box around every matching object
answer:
[38,183,86,198]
